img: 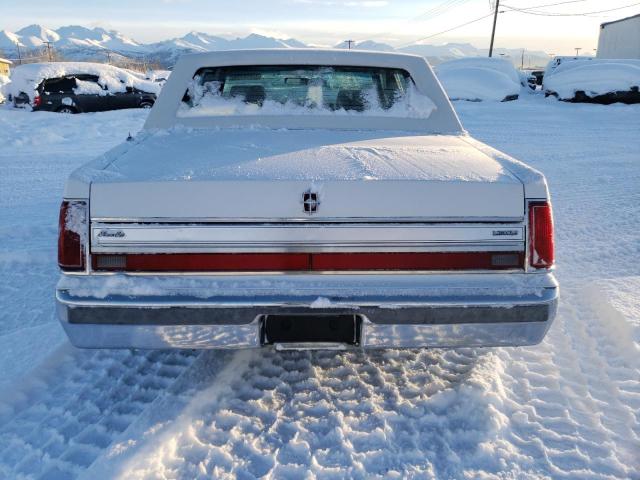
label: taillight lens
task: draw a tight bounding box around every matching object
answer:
[529,201,554,268]
[58,200,87,271]
[33,95,42,108]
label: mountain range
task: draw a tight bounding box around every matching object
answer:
[0,24,551,68]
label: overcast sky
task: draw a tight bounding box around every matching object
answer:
[3,0,639,54]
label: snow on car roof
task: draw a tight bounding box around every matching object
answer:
[437,57,521,84]
[145,48,463,134]
[544,59,640,98]
[7,61,161,97]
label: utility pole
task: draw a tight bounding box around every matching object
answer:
[15,42,22,65]
[106,51,111,64]
[488,0,500,57]
[345,40,355,50]
[43,41,53,62]
[574,47,581,56]
[521,49,524,69]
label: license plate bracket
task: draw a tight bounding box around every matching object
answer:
[262,315,360,346]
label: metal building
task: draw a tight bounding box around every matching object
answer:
[597,13,640,59]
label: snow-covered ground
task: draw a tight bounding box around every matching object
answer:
[0,96,639,479]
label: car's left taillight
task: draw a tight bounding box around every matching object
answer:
[33,95,42,108]
[529,201,554,269]
[58,200,87,271]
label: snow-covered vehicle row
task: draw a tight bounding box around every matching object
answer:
[7,62,160,113]
[56,49,558,350]
[543,58,640,104]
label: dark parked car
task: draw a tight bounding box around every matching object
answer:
[14,74,156,113]
[9,62,161,113]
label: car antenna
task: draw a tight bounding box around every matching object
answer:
[126,132,134,142]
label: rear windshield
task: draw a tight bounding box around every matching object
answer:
[179,65,435,118]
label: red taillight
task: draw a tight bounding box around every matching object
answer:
[33,95,42,108]
[58,200,87,271]
[529,201,554,268]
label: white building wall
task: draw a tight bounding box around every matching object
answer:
[597,14,640,59]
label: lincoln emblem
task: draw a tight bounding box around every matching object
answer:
[302,190,320,214]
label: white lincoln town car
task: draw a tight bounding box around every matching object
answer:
[56,49,558,350]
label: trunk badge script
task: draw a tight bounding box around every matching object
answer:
[97,230,126,238]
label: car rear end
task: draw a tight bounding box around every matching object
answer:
[56,185,557,350]
[55,49,558,350]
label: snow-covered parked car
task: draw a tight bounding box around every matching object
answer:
[56,49,558,350]
[8,62,161,113]
[544,59,640,104]
[435,57,522,102]
[145,69,172,85]
[0,74,9,104]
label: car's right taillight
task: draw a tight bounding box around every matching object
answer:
[58,200,87,271]
[529,201,554,268]
[33,95,42,108]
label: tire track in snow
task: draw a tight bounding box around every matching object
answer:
[0,348,198,480]
[97,348,519,479]
[492,284,640,479]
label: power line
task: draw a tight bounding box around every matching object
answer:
[414,0,474,21]
[397,12,496,48]
[353,0,473,43]
[502,1,640,16]
[504,0,586,10]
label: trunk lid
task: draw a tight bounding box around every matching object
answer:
[90,129,524,221]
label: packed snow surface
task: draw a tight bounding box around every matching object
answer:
[1,96,639,479]
[436,57,521,102]
[544,59,640,99]
[87,129,519,183]
[6,62,161,99]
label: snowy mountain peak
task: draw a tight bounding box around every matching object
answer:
[0,23,553,68]
[16,24,60,43]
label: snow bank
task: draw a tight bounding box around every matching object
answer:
[436,57,521,102]
[544,59,640,99]
[6,62,161,98]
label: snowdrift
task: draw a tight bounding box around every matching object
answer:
[544,59,640,104]
[6,62,161,99]
[435,57,521,102]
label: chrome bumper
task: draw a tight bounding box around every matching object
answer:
[56,273,558,349]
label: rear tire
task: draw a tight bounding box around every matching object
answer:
[56,106,77,114]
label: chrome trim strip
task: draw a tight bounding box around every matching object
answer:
[60,268,530,277]
[91,224,524,253]
[90,216,525,224]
